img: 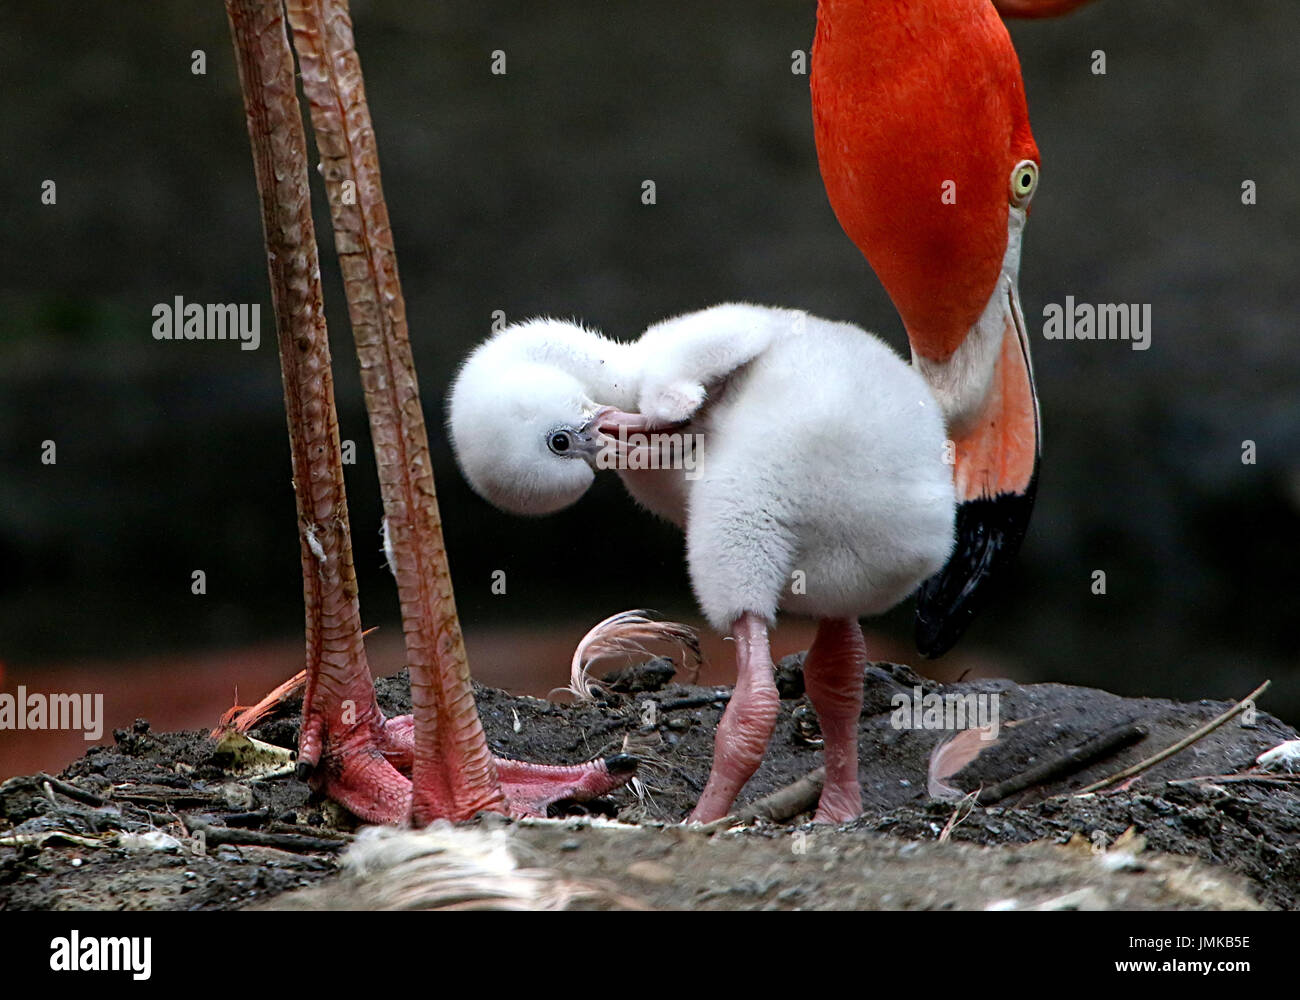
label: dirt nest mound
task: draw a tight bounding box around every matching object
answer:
[2,659,1296,910]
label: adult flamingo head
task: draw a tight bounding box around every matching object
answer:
[813,0,1046,656]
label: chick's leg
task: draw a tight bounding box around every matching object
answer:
[688,612,780,823]
[803,617,866,824]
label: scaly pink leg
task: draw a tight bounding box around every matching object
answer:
[688,613,780,823]
[226,0,408,825]
[803,617,866,823]
[285,0,497,824]
[232,0,637,825]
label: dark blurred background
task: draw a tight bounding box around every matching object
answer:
[1,1,1297,775]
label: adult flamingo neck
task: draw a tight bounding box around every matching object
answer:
[912,208,1029,438]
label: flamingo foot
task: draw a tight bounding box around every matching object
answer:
[230,674,637,824]
[300,716,412,825]
[378,714,416,772]
[313,749,411,825]
[374,714,636,818]
[811,782,863,826]
[495,754,638,817]
[215,670,414,823]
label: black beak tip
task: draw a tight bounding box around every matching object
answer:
[915,605,971,659]
[914,479,1038,658]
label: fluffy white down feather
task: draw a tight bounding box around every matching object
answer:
[447,303,956,630]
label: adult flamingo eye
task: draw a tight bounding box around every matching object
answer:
[1010,159,1039,207]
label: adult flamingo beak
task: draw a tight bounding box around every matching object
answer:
[915,273,1045,655]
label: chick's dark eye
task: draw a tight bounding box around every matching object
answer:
[548,431,572,455]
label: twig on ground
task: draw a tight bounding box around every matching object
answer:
[1073,680,1270,795]
[1168,773,1300,788]
[736,768,826,824]
[0,830,105,850]
[183,818,352,854]
[939,790,979,842]
[110,785,222,808]
[692,767,828,831]
[660,692,731,712]
[36,773,105,808]
[978,721,1147,804]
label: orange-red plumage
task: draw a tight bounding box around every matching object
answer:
[812,0,1038,362]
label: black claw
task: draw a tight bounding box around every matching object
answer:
[295,761,314,782]
[914,473,1038,658]
[604,753,638,774]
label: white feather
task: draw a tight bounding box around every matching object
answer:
[305,524,326,563]
[265,823,622,910]
[1256,739,1300,773]
[380,516,397,577]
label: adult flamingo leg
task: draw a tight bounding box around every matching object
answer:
[283,0,634,822]
[688,613,781,824]
[282,0,503,824]
[802,618,867,824]
[224,0,407,824]
[228,0,632,825]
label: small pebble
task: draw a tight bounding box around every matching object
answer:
[219,783,255,810]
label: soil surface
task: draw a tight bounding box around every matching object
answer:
[2,658,1297,910]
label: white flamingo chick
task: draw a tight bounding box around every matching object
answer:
[447,303,956,823]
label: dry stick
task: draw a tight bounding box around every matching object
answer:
[692,767,827,831]
[1073,680,1271,795]
[1169,774,1300,787]
[283,0,504,824]
[977,720,1147,805]
[735,768,826,824]
[36,773,106,808]
[184,818,350,854]
[225,0,405,822]
[938,790,979,843]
